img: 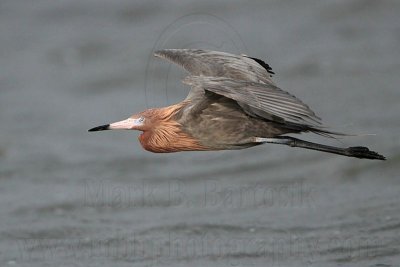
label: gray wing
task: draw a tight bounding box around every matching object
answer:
[183,76,322,127]
[154,49,274,84]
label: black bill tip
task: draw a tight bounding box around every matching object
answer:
[88,124,110,132]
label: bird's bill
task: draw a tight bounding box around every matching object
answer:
[88,124,110,132]
[88,118,142,132]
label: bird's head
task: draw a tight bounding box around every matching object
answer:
[88,112,152,132]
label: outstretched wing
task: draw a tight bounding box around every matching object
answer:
[154,49,274,84]
[183,76,322,127]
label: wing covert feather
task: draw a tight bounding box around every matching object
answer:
[183,76,322,127]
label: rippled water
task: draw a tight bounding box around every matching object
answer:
[1,1,399,266]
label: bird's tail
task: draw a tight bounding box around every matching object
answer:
[278,121,352,139]
[267,136,386,160]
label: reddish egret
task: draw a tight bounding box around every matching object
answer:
[89,49,385,160]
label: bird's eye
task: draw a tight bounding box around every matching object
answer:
[138,117,145,123]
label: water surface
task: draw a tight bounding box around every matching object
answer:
[0,1,399,266]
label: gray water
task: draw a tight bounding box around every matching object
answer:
[1,0,400,266]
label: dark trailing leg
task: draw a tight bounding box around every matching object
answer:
[257,136,386,160]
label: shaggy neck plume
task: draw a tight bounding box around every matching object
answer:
[138,103,208,153]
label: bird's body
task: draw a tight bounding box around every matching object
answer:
[89,49,385,160]
[137,96,290,153]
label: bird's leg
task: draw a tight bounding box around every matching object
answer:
[255,136,385,160]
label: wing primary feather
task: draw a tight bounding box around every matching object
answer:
[244,56,275,75]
